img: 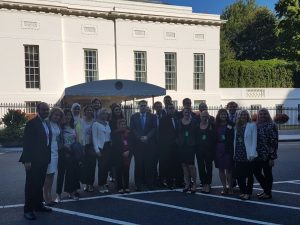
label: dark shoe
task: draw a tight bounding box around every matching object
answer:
[258,193,272,200]
[24,212,36,220]
[240,194,251,200]
[44,202,56,207]
[118,189,124,194]
[35,206,52,212]
[182,186,190,193]
[256,192,265,197]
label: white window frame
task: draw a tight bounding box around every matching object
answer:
[84,49,98,82]
[165,52,177,90]
[24,45,40,89]
[134,51,147,82]
[194,53,205,90]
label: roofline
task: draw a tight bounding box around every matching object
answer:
[0,1,225,26]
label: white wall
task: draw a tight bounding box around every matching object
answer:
[0,10,64,103]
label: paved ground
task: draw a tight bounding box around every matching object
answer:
[0,142,299,225]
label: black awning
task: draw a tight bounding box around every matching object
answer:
[59,79,166,105]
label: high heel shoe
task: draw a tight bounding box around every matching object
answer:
[190,184,197,194]
[182,185,190,193]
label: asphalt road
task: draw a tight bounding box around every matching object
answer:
[0,142,299,225]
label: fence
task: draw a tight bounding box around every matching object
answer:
[1,103,300,130]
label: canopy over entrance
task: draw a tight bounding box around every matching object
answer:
[58,79,166,106]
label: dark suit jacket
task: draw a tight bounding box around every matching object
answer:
[19,116,51,165]
[130,112,156,146]
[159,115,178,148]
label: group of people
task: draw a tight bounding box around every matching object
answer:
[19,96,278,220]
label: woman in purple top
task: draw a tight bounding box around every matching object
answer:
[215,109,234,195]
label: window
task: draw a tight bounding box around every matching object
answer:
[24,45,40,89]
[194,53,205,90]
[275,104,283,115]
[194,100,206,107]
[84,49,98,82]
[134,51,147,82]
[25,101,40,114]
[165,52,177,90]
[172,100,178,109]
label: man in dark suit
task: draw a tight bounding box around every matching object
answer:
[227,101,239,126]
[177,98,196,119]
[158,103,180,188]
[130,100,156,190]
[153,101,166,186]
[19,102,52,220]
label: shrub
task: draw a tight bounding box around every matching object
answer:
[0,109,28,147]
[220,59,300,88]
[274,113,289,124]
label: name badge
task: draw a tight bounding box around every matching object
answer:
[123,140,128,146]
[221,135,226,141]
[202,135,207,141]
[185,131,189,137]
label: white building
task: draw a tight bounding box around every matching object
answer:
[0,0,299,112]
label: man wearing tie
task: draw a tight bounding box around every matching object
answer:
[159,104,183,188]
[130,100,156,190]
[227,101,239,126]
[153,101,166,186]
[19,102,52,220]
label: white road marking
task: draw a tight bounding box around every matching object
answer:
[186,190,300,211]
[52,207,139,225]
[1,204,23,209]
[0,189,172,209]
[253,188,300,196]
[110,195,279,225]
[286,181,300,185]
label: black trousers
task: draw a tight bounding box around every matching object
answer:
[64,155,81,193]
[24,163,48,213]
[196,151,213,185]
[253,160,273,195]
[235,161,254,195]
[159,143,177,186]
[97,143,112,186]
[134,142,156,189]
[115,160,131,190]
[56,152,66,195]
[82,144,96,185]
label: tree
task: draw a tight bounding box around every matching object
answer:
[275,0,300,61]
[221,0,278,60]
[237,8,278,60]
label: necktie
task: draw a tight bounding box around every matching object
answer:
[141,114,145,129]
[171,117,176,129]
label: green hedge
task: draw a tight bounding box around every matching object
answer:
[220,59,300,88]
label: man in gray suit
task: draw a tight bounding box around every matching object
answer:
[130,100,156,190]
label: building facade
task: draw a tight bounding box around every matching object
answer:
[0,0,222,107]
[0,0,299,114]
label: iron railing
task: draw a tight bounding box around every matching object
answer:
[0,103,299,130]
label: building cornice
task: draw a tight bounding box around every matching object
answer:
[0,1,225,26]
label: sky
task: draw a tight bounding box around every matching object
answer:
[162,0,279,14]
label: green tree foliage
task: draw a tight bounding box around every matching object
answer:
[0,109,27,147]
[221,0,278,61]
[275,0,300,61]
[220,60,300,88]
